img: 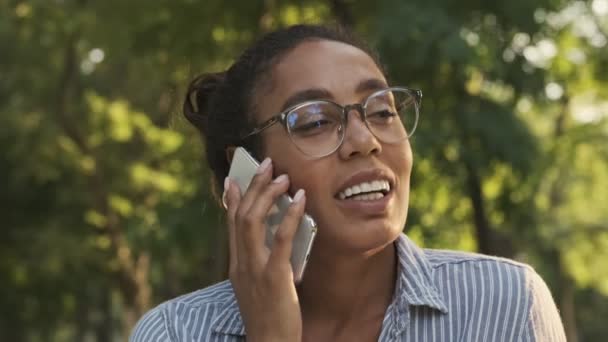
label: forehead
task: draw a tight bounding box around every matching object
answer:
[256,39,386,119]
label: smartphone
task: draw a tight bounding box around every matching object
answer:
[227,147,317,283]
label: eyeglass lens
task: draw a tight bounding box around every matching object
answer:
[285,89,418,157]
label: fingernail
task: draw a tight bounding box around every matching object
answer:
[293,189,305,203]
[256,157,272,174]
[272,174,289,184]
[222,177,230,209]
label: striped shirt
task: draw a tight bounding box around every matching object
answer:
[130,234,566,341]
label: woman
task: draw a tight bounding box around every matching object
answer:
[131,25,566,341]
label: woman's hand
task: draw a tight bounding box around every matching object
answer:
[223,157,305,342]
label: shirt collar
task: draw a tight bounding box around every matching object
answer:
[211,233,448,336]
[211,292,246,336]
[393,233,448,314]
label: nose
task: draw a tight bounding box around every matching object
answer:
[338,107,382,159]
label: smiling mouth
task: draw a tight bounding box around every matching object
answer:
[336,180,392,201]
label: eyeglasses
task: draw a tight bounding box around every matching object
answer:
[242,87,422,158]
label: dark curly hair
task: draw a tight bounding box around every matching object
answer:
[183,24,384,199]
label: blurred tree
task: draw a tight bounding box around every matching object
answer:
[1,0,606,340]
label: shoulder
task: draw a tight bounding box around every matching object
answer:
[424,248,530,269]
[424,248,534,284]
[423,248,565,340]
[423,248,560,300]
[130,280,237,342]
[424,248,539,299]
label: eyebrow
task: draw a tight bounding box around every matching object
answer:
[281,88,332,112]
[279,78,389,112]
[355,78,389,94]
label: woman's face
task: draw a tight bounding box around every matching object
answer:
[255,39,413,254]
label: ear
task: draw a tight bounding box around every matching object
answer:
[225,146,236,164]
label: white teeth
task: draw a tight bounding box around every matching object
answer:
[370,180,378,189]
[361,183,371,192]
[351,192,385,201]
[338,180,391,200]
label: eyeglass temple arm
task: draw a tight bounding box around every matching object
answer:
[395,90,422,111]
[414,89,422,106]
[241,116,281,139]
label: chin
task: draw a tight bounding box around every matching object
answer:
[355,222,402,251]
[316,219,403,255]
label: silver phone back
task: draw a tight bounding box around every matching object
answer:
[228,147,317,282]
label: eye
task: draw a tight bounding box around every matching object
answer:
[367,109,397,124]
[292,118,333,133]
[369,109,397,118]
[287,103,341,137]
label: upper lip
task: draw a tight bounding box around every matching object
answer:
[335,168,395,198]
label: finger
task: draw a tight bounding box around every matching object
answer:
[268,189,306,267]
[241,173,291,256]
[223,177,241,274]
[233,157,275,258]
[236,157,274,214]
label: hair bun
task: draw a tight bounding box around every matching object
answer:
[183,72,226,134]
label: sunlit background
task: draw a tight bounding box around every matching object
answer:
[1,0,607,341]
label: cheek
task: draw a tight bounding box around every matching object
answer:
[389,143,413,178]
[400,152,413,180]
[388,144,414,203]
[261,135,326,196]
[284,163,330,201]
[276,160,334,224]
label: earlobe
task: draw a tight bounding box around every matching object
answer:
[225,146,236,164]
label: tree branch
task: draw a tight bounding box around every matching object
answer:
[52,31,151,331]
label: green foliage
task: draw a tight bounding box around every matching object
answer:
[1,0,607,340]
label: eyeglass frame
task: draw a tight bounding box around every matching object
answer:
[241,86,423,157]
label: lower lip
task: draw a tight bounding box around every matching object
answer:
[335,190,393,215]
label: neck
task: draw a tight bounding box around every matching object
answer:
[296,239,398,322]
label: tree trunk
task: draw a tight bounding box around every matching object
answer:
[54,32,151,338]
[549,94,578,341]
[94,289,112,342]
[463,159,492,255]
[559,267,579,342]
